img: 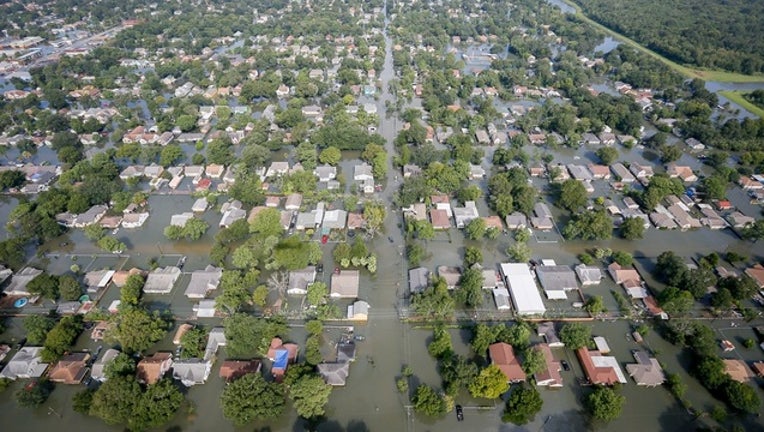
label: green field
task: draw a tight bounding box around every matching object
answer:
[718,91,764,119]
[561,0,764,84]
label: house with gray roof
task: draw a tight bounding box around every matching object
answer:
[3,267,43,296]
[91,348,120,382]
[317,362,350,386]
[537,322,564,347]
[172,359,212,386]
[505,212,528,230]
[0,347,48,380]
[220,207,246,228]
[575,265,603,285]
[192,198,208,213]
[184,266,222,299]
[287,266,317,295]
[170,212,194,227]
[204,327,227,361]
[73,205,108,228]
[567,164,592,181]
[285,193,303,210]
[453,201,479,229]
[143,266,181,294]
[84,269,115,294]
[611,163,636,183]
[322,209,347,230]
[535,265,579,300]
[409,267,430,295]
[626,351,665,387]
[314,165,337,182]
[337,341,357,363]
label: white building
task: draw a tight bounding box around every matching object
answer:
[499,263,546,315]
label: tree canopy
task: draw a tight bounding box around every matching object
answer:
[585,386,625,423]
[221,373,285,426]
[502,384,543,425]
[289,374,333,418]
[468,364,510,399]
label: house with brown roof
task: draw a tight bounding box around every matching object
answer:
[666,164,697,183]
[608,263,647,298]
[347,212,365,230]
[219,360,261,382]
[576,347,627,385]
[744,264,764,289]
[330,270,360,298]
[136,352,173,385]
[47,353,90,384]
[751,361,764,378]
[587,164,611,180]
[430,208,451,230]
[488,342,526,383]
[437,266,461,290]
[533,344,563,388]
[482,216,504,231]
[723,359,754,383]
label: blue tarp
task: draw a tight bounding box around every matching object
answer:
[273,349,288,369]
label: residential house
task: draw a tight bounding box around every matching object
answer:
[469,164,486,179]
[84,269,115,294]
[402,164,422,178]
[505,212,528,230]
[143,266,182,294]
[666,164,698,183]
[598,132,616,146]
[73,205,108,228]
[91,348,119,382]
[314,165,337,182]
[47,353,90,384]
[191,197,208,213]
[266,161,290,178]
[575,264,602,285]
[268,338,299,379]
[347,213,365,230]
[287,266,317,295]
[453,201,479,228]
[220,204,246,228]
[567,164,593,181]
[121,212,149,228]
[626,351,665,387]
[285,193,303,210]
[475,129,490,145]
[493,288,512,310]
[437,266,461,290]
[0,347,49,380]
[194,299,217,318]
[581,133,601,145]
[205,163,224,178]
[119,165,144,180]
[576,347,627,385]
[728,211,755,228]
[745,264,764,289]
[136,352,173,385]
[322,209,347,230]
[318,362,350,386]
[430,208,451,230]
[172,359,212,386]
[203,327,227,361]
[537,322,564,347]
[347,300,370,321]
[337,341,357,363]
[403,203,427,222]
[3,267,43,296]
[587,164,611,180]
[534,344,563,388]
[608,263,647,299]
[330,270,360,298]
[531,202,554,230]
[667,204,701,230]
[184,165,205,183]
[170,212,194,227]
[723,359,753,383]
[629,163,654,181]
[611,163,636,183]
[409,267,430,295]
[301,105,323,120]
[535,264,579,300]
[184,265,222,299]
[143,163,164,179]
[739,176,763,190]
[500,263,547,316]
[219,360,261,382]
[488,342,526,383]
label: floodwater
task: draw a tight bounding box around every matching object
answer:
[3,2,764,432]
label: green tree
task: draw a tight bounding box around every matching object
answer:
[182,217,209,240]
[307,281,329,306]
[507,242,531,262]
[412,385,447,417]
[289,374,332,418]
[596,147,619,165]
[363,201,387,237]
[305,320,323,336]
[252,284,269,308]
[249,208,283,237]
[502,384,543,425]
[104,353,136,379]
[411,278,455,320]
[586,386,625,423]
[159,144,184,167]
[58,275,82,301]
[305,335,322,365]
[179,327,207,358]
[724,380,760,413]
[15,380,52,408]
[89,376,142,426]
[612,251,634,267]
[23,315,55,345]
[584,295,606,315]
[464,246,483,267]
[563,209,613,240]
[469,365,510,399]
[72,388,95,414]
[221,374,285,425]
[107,308,168,353]
[457,267,484,307]
[559,323,591,350]
[318,146,342,165]
[85,223,105,241]
[464,217,486,240]
[120,274,144,306]
[133,379,184,430]
[223,313,288,358]
[471,323,496,358]
[620,217,645,240]
[428,325,453,359]
[558,179,588,211]
[522,346,546,375]
[27,273,60,300]
[42,316,83,362]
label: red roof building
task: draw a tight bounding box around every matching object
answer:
[488,342,526,383]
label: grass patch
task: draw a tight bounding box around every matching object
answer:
[562,0,764,83]
[718,90,764,118]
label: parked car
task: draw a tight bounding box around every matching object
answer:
[455,405,464,421]
[561,360,570,371]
